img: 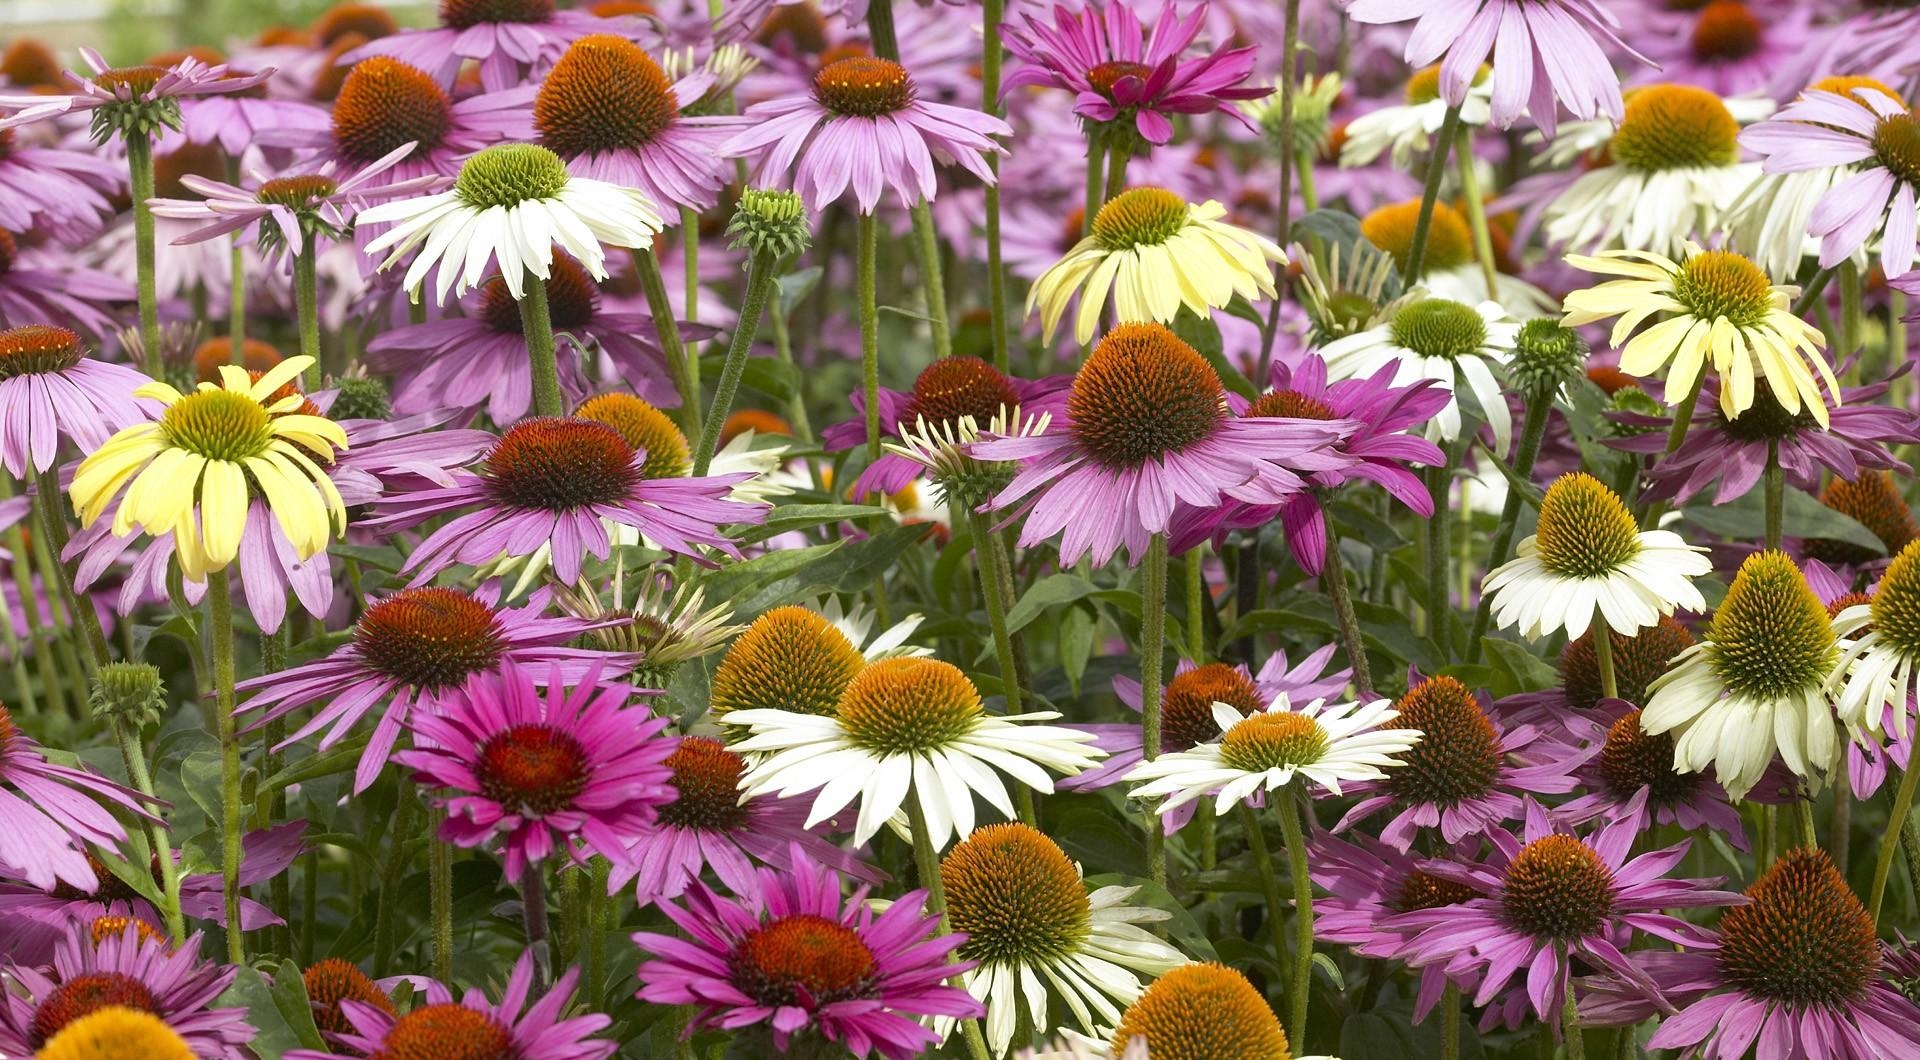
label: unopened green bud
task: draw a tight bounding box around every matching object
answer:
[1510,319,1589,399]
[90,663,167,729]
[727,188,811,260]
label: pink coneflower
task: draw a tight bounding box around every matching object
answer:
[0,48,270,139]
[397,660,675,881]
[723,54,1009,213]
[0,229,133,339]
[0,703,154,894]
[0,324,150,478]
[160,72,330,156]
[1335,675,1587,850]
[1554,700,1751,851]
[339,0,639,92]
[821,356,1070,498]
[287,952,614,1060]
[1311,830,1482,1026]
[1168,353,1446,575]
[1391,797,1739,1025]
[608,735,884,907]
[368,417,766,584]
[633,849,983,1059]
[1634,0,1805,98]
[1342,0,1650,137]
[973,323,1353,567]
[0,923,251,1059]
[232,585,639,793]
[1001,0,1267,148]
[0,128,120,239]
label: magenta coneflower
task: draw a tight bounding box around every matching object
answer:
[608,735,885,908]
[1391,797,1739,1025]
[973,323,1353,567]
[1335,675,1587,849]
[1554,700,1751,850]
[1001,0,1267,148]
[633,849,983,1059]
[822,356,1070,498]
[1342,0,1650,137]
[338,0,635,92]
[369,416,766,584]
[723,54,1010,213]
[233,585,638,793]
[287,952,614,1060]
[0,229,133,339]
[1311,829,1482,1025]
[1169,353,1447,574]
[1635,0,1805,98]
[0,324,150,478]
[0,923,251,1059]
[397,660,675,881]
[0,704,154,894]
[0,128,120,239]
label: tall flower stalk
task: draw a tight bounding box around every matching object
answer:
[696,190,810,475]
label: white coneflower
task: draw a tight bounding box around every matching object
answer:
[1341,64,1493,171]
[1830,539,1920,741]
[1318,295,1520,452]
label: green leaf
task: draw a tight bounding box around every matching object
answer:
[1171,308,1258,400]
[217,965,306,1060]
[776,265,822,318]
[1683,487,1887,553]
[268,959,328,1051]
[93,847,166,907]
[263,735,372,793]
[1480,636,1560,695]
[1061,605,1094,696]
[1004,573,1101,633]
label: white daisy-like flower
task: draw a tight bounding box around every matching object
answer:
[1318,295,1519,452]
[935,822,1188,1056]
[1544,83,1759,257]
[1642,550,1842,800]
[724,656,1104,846]
[1341,64,1493,172]
[1015,1034,1143,1060]
[359,142,663,304]
[1829,539,1920,742]
[1124,696,1420,818]
[1483,472,1710,641]
[809,595,932,661]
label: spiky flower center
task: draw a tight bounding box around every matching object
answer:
[1691,0,1761,61]
[483,418,640,511]
[92,66,165,97]
[35,1007,194,1060]
[944,823,1093,966]
[332,58,452,164]
[1673,249,1774,328]
[354,588,507,690]
[314,3,399,45]
[1807,469,1920,565]
[86,917,163,947]
[710,606,865,718]
[1383,676,1502,808]
[192,337,281,382]
[1245,389,1337,420]
[1869,540,1920,658]
[575,392,690,479]
[30,975,161,1048]
[1500,834,1616,940]
[1087,60,1153,101]
[1,39,63,89]
[1612,84,1740,170]
[330,376,392,421]
[1092,187,1191,251]
[1388,299,1487,361]
[731,914,877,1006]
[456,144,570,210]
[1717,848,1879,1007]
[377,1003,516,1060]
[1363,199,1473,274]
[256,174,337,211]
[1162,663,1264,753]
[1811,75,1901,105]
[1560,617,1694,710]
[440,0,553,28]
[1707,550,1837,700]
[1599,708,1700,806]
[812,56,914,117]
[836,657,981,755]
[153,142,226,200]
[1510,319,1589,396]
[479,253,599,334]
[1393,870,1477,912]
[1719,384,1818,441]
[1874,109,1920,188]
[304,958,395,1038]
[0,324,85,377]
[160,389,274,462]
[1069,323,1224,469]
[1219,711,1329,774]
[1532,473,1642,578]
[1110,963,1292,1060]
[476,723,591,815]
[904,356,1019,432]
[656,736,750,831]
[536,35,680,157]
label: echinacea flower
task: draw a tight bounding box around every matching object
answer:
[0,923,251,1059]
[632,849,982,1059]
[1561,244,1836,426]
[338,0,627,92]
[1029,187,1286,344]
[0,704,154,893]
[301,959,395,1044]
[1357,198,1556,318]
[1319,295,1519,452]
[36,1006,195,1060]
[974,323,1352,568]
[1801,468,1918,571]
[1830,539,1920,742]
[1342,64,1492,172]
[1638,0,1804,99]
[0,324,150,478]
[1391,798,1738,1024]
[1108,963,1292,1059]
[707,604,872,724]
[0,127,120,238]
[1642,550,1842,799]
[0,48,269,142]
[233,585,639,792]
[398,660,675,882]
[1555,702,1751,849]
[287,952,614,1060]
[553,573,745,689]
[0,228,134,340]
[1483,472,1710,641]
[724,656,1103,846]
[939,823,1188,1055]
[1001,0,1267,149]
[360,142,664,304]
[1342,0,1650,137]
[1125,694,1420,817]
[722,55,1010,214]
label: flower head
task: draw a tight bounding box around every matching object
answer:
[1830,539,1920,743]
[0,325,152,478]
[0,47,269,144]
[1109,962,1290,1060]
[149,146,440,261]
[0,705,154,894]
[1319,296,1519,452]
[337,0,623,92]
[36,1006,195,1060]
[0,924,250,1059]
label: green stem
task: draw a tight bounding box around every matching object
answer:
[1561,944,1585,1060]
[1105,143,1129,202]
[1186,546,1206,662]
[1592,612,1618,700]
[114,721,186,942]
[982,0,1008,372]
[1663,368,1706,457]
[523,866,551,991]
[858,212,881,466]
[1764,440,1784,552]
[908,201,951,359]
[1838,259,1863,361]
[1902,811,1920,920]
[35,471,109,671]
[968,510,1024,715]
[1083,138,1106,237]
[867,0,900,59]
[430,805,453,982]
[293,242,321,391]
[1425,445,1455,657]
[518,271,563,417]
[229,188,246,364]
[680,206,701,325]
[1295,149,1319,214]
[1467,399,1552,657]
[1403,105,1463,282]
[694,247,778,476]
[1276,789,1314,1044]
[632,247,700,440]
[1452,129,1500,300]
[904,795,993,1060]
[24,503,88,707]
[1870,762,1920,925]
[1320,525,1373,696]
[1240,803,1293,1006]
[1790,265,1835,318]
[371,792,414,977]
[1796,796,1818,851]
[1140,533,1169,888]
[586,857,610,1007]
[767,264,814,441]
[209,568,244,967]
[1441,983,1461,1060]
[126,130,162,376]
